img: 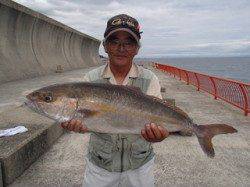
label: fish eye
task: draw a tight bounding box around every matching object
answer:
[44,95,53,102]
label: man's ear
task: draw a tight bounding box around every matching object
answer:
[134,46,140,55]
[102,41,108,53]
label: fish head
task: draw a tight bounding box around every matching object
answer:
[25,84,78,122]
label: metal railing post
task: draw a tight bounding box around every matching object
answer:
[239,84,249,116]
[194,73,200,91]
[210,77,217,99]
[185,71,189,85]
[178,69,181,80]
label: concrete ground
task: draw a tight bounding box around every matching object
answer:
[4,66,250,186]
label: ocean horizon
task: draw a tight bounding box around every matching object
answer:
[135,56,250,84]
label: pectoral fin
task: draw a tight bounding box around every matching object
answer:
[77,109,99,118]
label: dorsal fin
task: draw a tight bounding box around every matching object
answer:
[170,105,189,118]
[144,94,190,119]
[112,85,144,96]
[163,100,189,118]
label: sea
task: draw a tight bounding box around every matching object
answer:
[136,57,250,84]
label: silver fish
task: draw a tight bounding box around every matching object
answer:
[25,82,237,157]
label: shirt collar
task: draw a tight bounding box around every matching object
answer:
[101,63,139,79]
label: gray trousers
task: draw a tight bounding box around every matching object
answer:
[82,158,155,187]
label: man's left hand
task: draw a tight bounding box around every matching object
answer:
[141,123,169,142]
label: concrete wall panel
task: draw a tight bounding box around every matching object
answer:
[0,0,101,84]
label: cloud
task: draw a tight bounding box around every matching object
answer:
[13,0,250,57]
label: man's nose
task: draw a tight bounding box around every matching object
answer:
[117,43,126,52]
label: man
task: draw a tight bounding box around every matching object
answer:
[61,14,169,187]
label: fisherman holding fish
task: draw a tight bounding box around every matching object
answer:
[62,14,169,186]
[25,13,237,187]
[25,14,237,187]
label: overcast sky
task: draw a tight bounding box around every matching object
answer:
[14,0,250,57]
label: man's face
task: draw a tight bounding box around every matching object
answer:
[104,31,139,67]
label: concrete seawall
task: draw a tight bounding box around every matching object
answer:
[0,0,101,84]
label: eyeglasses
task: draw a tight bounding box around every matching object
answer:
[107,39,137,50]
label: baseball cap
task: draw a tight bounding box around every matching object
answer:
[104,14,142,44]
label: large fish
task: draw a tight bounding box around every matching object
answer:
[25,82,237,157]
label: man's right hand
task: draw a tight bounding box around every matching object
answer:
[61,119,88,133]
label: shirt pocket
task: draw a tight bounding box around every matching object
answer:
[131,137,152,159]
[89,133,113,165]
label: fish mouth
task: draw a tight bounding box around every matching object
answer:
[24,99,71,123]
[24,99,36,110]
[24,99,43,115]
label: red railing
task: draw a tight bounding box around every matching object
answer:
[154,63,250,116]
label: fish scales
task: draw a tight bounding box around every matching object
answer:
[83,85,178,131]
[76,83,190,129]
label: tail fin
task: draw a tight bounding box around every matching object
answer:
[193,124,237,158]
